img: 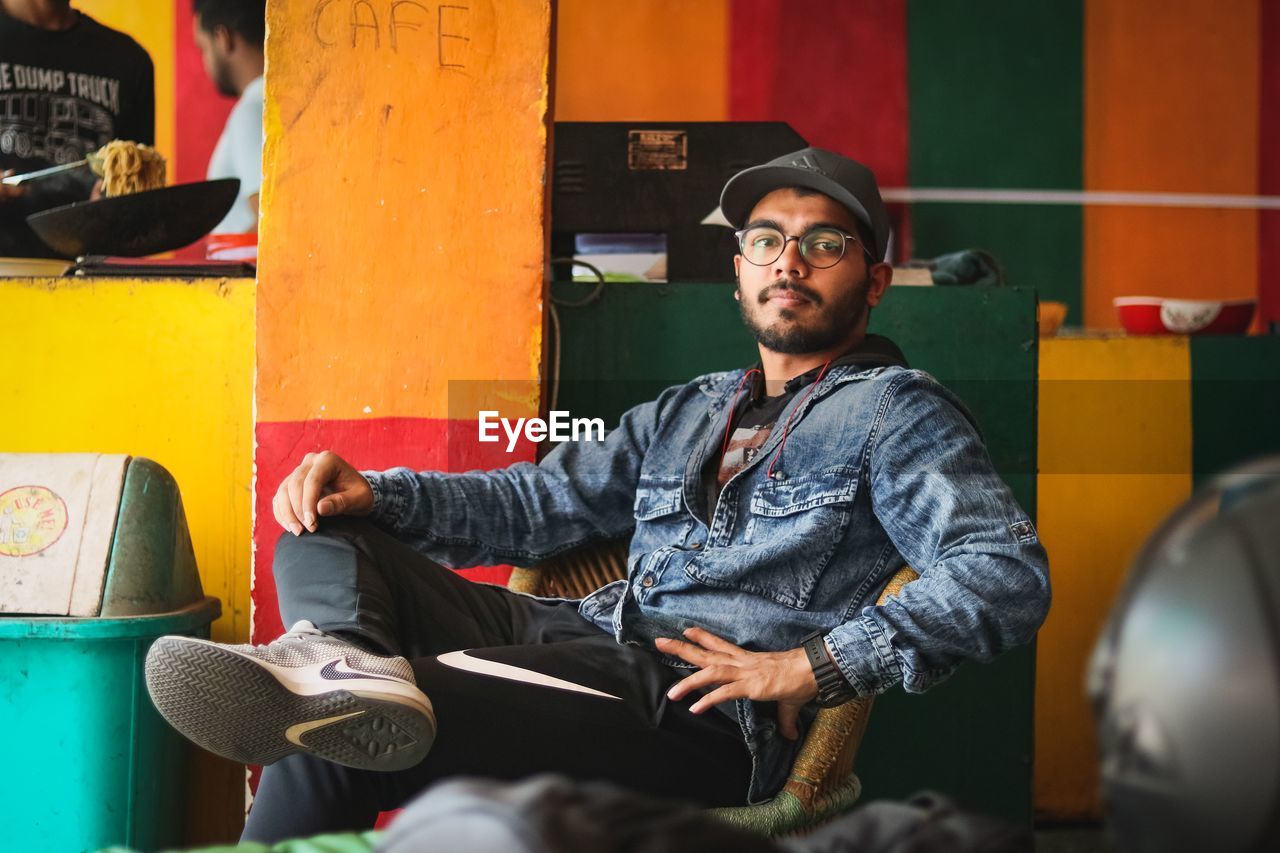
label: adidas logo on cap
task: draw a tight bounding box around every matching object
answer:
[788,153,821,172]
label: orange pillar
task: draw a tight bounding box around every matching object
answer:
[254,0,553,637]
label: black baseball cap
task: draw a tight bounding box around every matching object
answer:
[719,147,891,262]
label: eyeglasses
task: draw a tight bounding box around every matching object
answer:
[734,225,872,269]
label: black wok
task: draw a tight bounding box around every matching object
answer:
[25,178,241,258]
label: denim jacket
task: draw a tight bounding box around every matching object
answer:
[363,361,1051,803]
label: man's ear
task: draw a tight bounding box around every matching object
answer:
[865,262,893,308]
[215,24,236,54]
[732,253,741,281]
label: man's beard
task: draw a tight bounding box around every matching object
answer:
[213,59,237,97]
[737,273,871,355]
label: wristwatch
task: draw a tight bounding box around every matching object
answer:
[800,630,856,707]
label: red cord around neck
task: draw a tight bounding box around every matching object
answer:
[720,368,762,461]
[766,359,832,480]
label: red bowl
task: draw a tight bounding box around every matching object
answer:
[1114,297,1256,336]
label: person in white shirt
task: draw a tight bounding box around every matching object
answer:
[193,0,264,234]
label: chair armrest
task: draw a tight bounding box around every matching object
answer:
[784,699,874,810]
[508,539,630,599]
[781,565,920,811]
[506,566,543,596]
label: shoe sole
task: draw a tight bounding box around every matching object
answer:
[145,637,436,771]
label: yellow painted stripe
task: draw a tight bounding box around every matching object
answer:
[0,277,254,645]
[1084,0,1260,328]
[1035,335,1192,819]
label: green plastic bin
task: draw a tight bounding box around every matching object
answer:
[0,457,221,852]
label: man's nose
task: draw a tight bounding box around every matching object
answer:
[773,237,809,278]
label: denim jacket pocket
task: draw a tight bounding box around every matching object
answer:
[688,469,858,610]
[744,470,858,558]
[747,470,858,519]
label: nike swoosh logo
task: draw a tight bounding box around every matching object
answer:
[320,658,401,682]
[285,710,366,746]
[436,650,622,700]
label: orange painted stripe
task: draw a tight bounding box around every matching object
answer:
[554,0,728,121]
[1084,0,1259,329]
[257,0,551,422]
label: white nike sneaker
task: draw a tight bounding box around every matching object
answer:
[144,620,435,771]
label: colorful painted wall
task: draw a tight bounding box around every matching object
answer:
[556,0,1277,331]
[557,0,1280,821]
[252,0,553,642]
[73,0,1280,333]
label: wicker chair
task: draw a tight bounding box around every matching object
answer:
[508,541,918,836]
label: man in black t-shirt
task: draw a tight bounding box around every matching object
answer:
[0,0,154,257]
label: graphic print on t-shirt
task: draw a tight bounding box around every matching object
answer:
[0,62,119,163]
[718,424,775,489]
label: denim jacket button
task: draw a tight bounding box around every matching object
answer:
[641,575,655,588]
[690,542,702,550]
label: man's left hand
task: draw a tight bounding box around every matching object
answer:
[657,627,817,740]
[1,170,27,202]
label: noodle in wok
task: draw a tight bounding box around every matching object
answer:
[95,140,167,196]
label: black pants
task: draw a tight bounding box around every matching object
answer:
[242,518,753,843]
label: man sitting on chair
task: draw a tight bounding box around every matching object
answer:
[145,148,1051,843]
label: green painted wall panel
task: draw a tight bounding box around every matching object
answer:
[1190,336,1280,485]
[907,0,1083,325]
[911,204,1082,324]
[908,1,1083,187]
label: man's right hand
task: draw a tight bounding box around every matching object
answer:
[273,451,374,535]
[1,171,27,202]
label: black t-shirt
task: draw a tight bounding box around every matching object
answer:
[0,9,154,256]
[701,334,910,518]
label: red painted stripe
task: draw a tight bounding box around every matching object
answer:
[728,0,909,189]
[253,418,538,643]
[1261,0,1280,328]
